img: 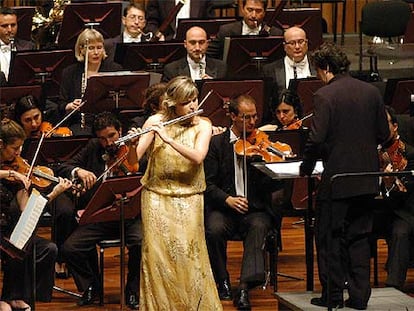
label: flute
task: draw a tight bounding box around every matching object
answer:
[115,109,204,145]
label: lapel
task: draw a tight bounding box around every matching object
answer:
[181,58,191,77]
[205,58,217,78]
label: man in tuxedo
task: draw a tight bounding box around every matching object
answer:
[146,0,214,41]
[300,42,390,310]
[262,26,315,107]
[162,26,227,82]
[210,0,283,59]
[0,7,34,83]
[105,3,151,63]
[204,94,282,310]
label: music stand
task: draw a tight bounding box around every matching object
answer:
[8,49,75,99]
[266,7,323,51]
[198,79,265,127]
[114,42,186,73]
[176,17,237,40]
[223,36,284,78]
[266,129,309,159]
[289,77,324,115]
[389,79,414,114]
[57,2,122,49]
[0,85,42,119]
[12,6,35,42]
[81,71,150,113]
[79,174,142,310]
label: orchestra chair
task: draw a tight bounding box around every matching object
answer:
[97,238,121,305]
[359,0,412,81]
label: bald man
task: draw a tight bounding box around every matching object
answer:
[162,26,227,82]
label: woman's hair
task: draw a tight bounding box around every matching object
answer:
[13,95,41,125]
[161,76,198,120]
[74,28,107,62]
[310,41,350,75]
[0,119,26,146]
[142,82,167,116]
[277,89,303,117]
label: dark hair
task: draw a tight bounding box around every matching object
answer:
[277,89,303,117]
[13,95,42,125]
[242,0,268,10]
[310,41,350,75]
[142,82,167,115]
[0,119,26,146]
[123,3,145,17]
[0,7,17,16]
[92,112,121,134]
[385,105,398,124]
[229,94,256,115]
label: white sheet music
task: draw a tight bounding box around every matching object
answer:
[265,160,324,177]
[9,188,48,250]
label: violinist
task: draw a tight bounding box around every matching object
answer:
[0,119,72,310]
[375,106,414,291]
[56,112,142,309]
[204,94,283,309]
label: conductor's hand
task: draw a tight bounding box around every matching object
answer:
[226,196,249,214]
[76,168,97,190]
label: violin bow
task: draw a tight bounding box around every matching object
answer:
[27,132,46,178]
[242,114,248,199]
[197,90,213,109]
[45,101,86,137]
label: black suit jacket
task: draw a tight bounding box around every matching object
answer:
[204,129,282,223]
[146,0,214,40]
[162,56,227,82]
[300,74,390,200]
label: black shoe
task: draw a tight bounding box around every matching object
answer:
[344,299,367,310]
[125,292,139,310]
[310,297,344,308]
[77,285,100,306]
[233,289,251,310]
[218,278,232,300]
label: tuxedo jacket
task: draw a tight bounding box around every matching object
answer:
[204,129,282,223]
[301,74,390,200]
[162,56,227,82]
[146,0,213,40]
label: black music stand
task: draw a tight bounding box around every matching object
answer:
[12,6,35,42]
[389,79,414,114]
[223,36,284,78]
[79,175,142,310]
[197,79,265,127]
[266,7,323,51]
[0,85,42,119]
[266,129,309,159]
[114,42,186,73]
[57,2,122,49]
[81,71,150,113]
[289,77,323,115]
[175,17,237,40]
[8,49,75,99]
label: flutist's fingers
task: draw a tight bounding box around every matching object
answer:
[127,127,142,145]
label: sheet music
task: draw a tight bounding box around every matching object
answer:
[9,188,48,250]
[265,160,324,177]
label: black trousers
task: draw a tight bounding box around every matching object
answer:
[62,218,142,293]
[205,210,273,287]
[1,236,57,303]
[315,196,374,305]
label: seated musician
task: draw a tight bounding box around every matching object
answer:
[58,29,122,136]
[13,95,77,279]
[56,112,142,310]
[259,88,304,132]
[374,106,414,290]
[0,119,72,310]
[204,94,283,310]
[162,26,227,82]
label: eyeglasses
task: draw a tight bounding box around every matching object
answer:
[284,39,308,47]
[238,114,258,121]
[126,15,145,21]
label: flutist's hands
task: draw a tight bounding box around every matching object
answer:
[127,127,142,147]
[226,196,249,214]
[65,99,83,112]
[152,123,173,144]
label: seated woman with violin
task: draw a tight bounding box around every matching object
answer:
[260,89,307,132]
[0,119,72,309]
[13,95,76,279]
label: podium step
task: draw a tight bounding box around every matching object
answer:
[276,287,414,311]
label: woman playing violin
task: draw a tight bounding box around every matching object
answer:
[0,119,72,309]
[275,89,304,130]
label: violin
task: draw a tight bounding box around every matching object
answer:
[103,144,139,177]
[39,121,72,138]
[2,155,59,190]
[234,129,296,162]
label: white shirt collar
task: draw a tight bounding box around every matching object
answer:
[242,20,261,35]
[123,32,142,43]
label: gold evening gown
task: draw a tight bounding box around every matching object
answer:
[139,121,222,311]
